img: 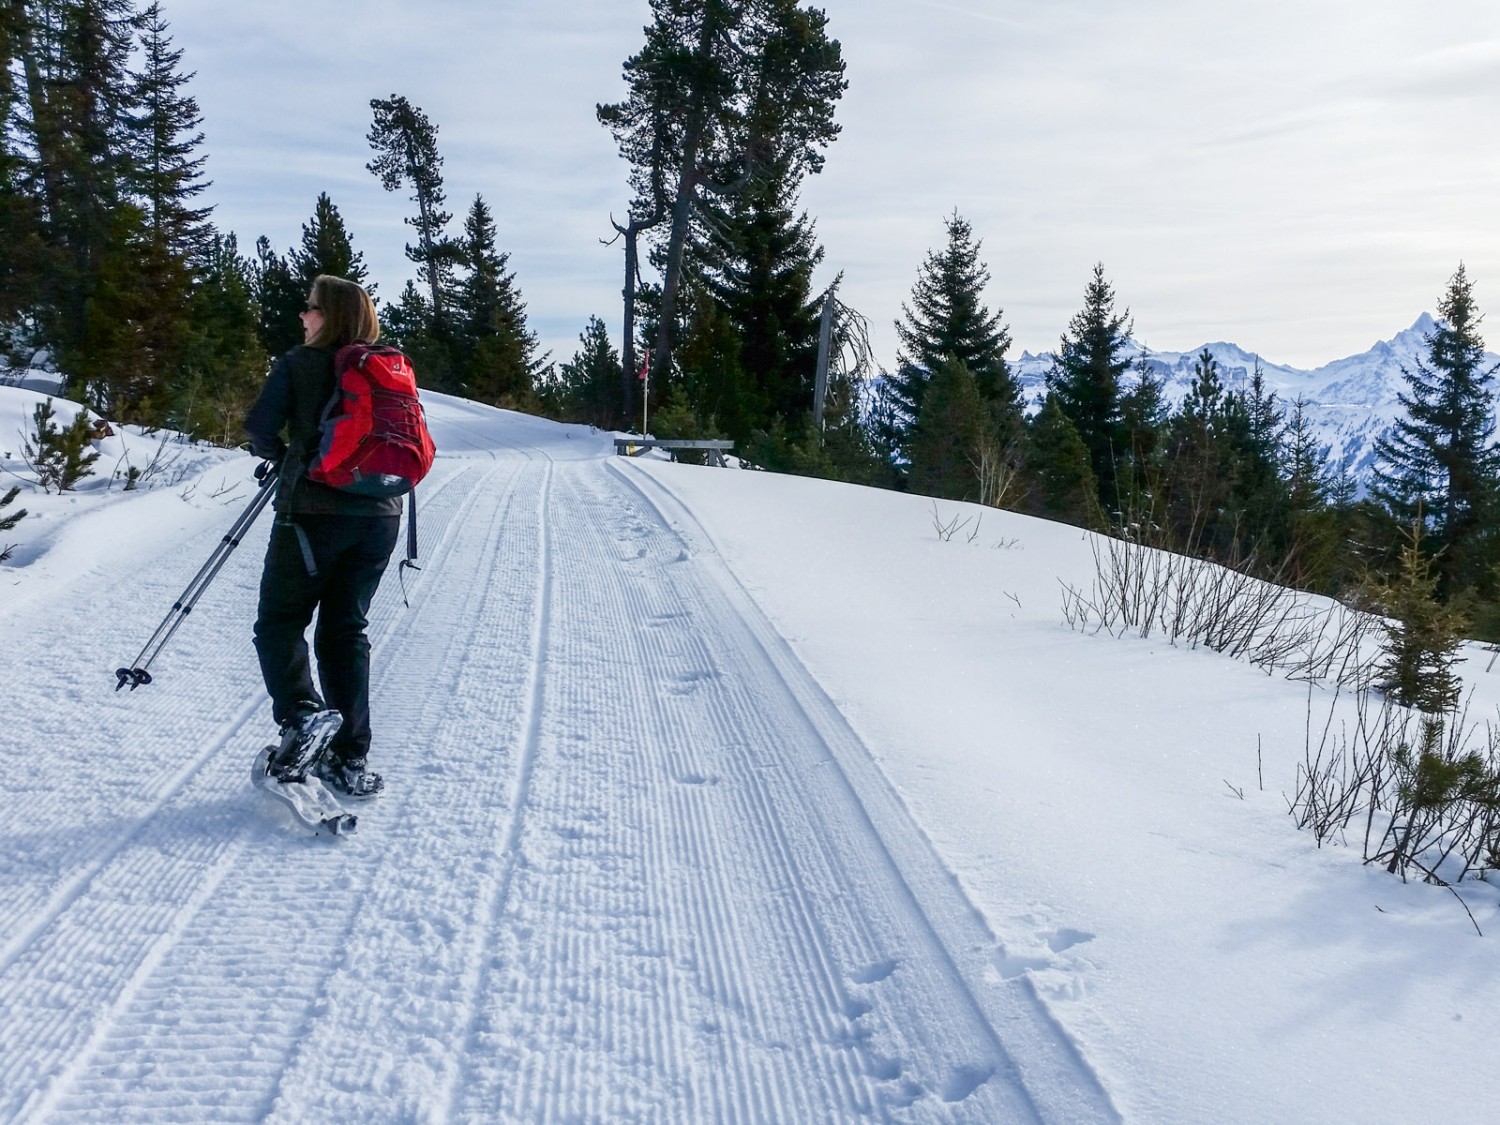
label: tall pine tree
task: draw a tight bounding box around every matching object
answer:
[598,0,845,392]
[289,192,368,290]
[1046,263,1134,515]
[890,211,1017,467]
[1372,264,1500,597]
[695,162,823,445]
[367,95,453,325]
[451,194,546,407]
[22,0,145,410]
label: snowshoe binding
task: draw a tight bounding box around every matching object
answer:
[265,709,343,783]
[313,754,384,800]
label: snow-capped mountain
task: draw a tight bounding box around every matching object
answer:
[1013,314,1500,482]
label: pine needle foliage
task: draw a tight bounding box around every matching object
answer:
[1371,264,1500,598]
[1374,519,1466,714]
[23,398,99,493]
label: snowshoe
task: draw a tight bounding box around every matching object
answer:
[265,709,343,783]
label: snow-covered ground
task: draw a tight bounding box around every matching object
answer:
[2,389,1497,1123]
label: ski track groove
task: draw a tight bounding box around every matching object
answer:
[0,460,502,1122]
[1,432,1119,1122]
[615,459,1121,1123]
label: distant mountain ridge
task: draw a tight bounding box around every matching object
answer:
[1011,314,1500,482]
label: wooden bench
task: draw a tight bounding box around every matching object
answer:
[614,438,735,467]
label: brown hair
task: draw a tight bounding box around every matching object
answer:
[307,274,380,349]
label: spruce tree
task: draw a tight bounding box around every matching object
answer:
[1025,393,1097,527]
[1375,520,1466,715]
[552,315,622,427]
[176,232,266,445]
[909,358,990,502]
[672,278,744,435]
[891,212,1017,461]
[289,192,368,291]
[1163,349,1236,551]
[87,0,211,423]
[1228,362,1290,560]
[1282,397,1335,588]
[21,0,145,407]
[126,2,209,262]
[696,164,823,445]
[250,235,304,359]
[1046,263,1133,514]
[1371,264,1500,597]
[1117,358,1168,519]
[0,1,47,334]
[451,194,545,407]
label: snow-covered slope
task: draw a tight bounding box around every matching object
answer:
[2,392,1498,1123]
[1014,313,1500,481]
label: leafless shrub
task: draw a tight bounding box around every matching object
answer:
[971,434,1022,510]
[1060,532,1379,687]
[110,431,184,491]
[931,502,973,543]
[1288,686,1500,911]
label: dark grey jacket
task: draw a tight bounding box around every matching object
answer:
[244,345,403,518]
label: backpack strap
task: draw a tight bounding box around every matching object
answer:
[396,489,421,607]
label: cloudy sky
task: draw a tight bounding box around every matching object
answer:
[170,0,1500,372]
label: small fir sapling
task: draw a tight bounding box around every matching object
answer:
[1374,520,1465,715]
[22,399,100,493]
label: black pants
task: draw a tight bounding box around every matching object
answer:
[253,514,400,761]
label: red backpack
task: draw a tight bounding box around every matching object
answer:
[308,343,436,496]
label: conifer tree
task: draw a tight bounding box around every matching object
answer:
[598,0,846,387]
[672,278,745,434]
[909,358,990,501]
[21,0,145,406]
[1281,397,1336,588]
[289,192,368,290]
[1375,520,1466,715]
[1025,393,1097,527]
[176,232,266,445]
[250,235,304,359]
[1117,358,1168,518]
[24,397,99,491]
[451,194,545,407]
[126,2,209,261]
[367,95,454,323]
[1229,362,1290,558]
[696,164,823,444]
[551,315,622,427]
[0,1,47,334]
[1163,349,1236,551]
[1371,264,1500,597]
[1046,263,1133,514]
[0,484,27,562]
[84,0,212,422]
[890,212,1017,463]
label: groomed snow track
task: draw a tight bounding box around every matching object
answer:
[0,405,1117,1123]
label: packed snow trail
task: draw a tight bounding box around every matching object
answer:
[0,398,1116,1123]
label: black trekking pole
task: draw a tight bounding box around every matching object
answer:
[114,460,279,691]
